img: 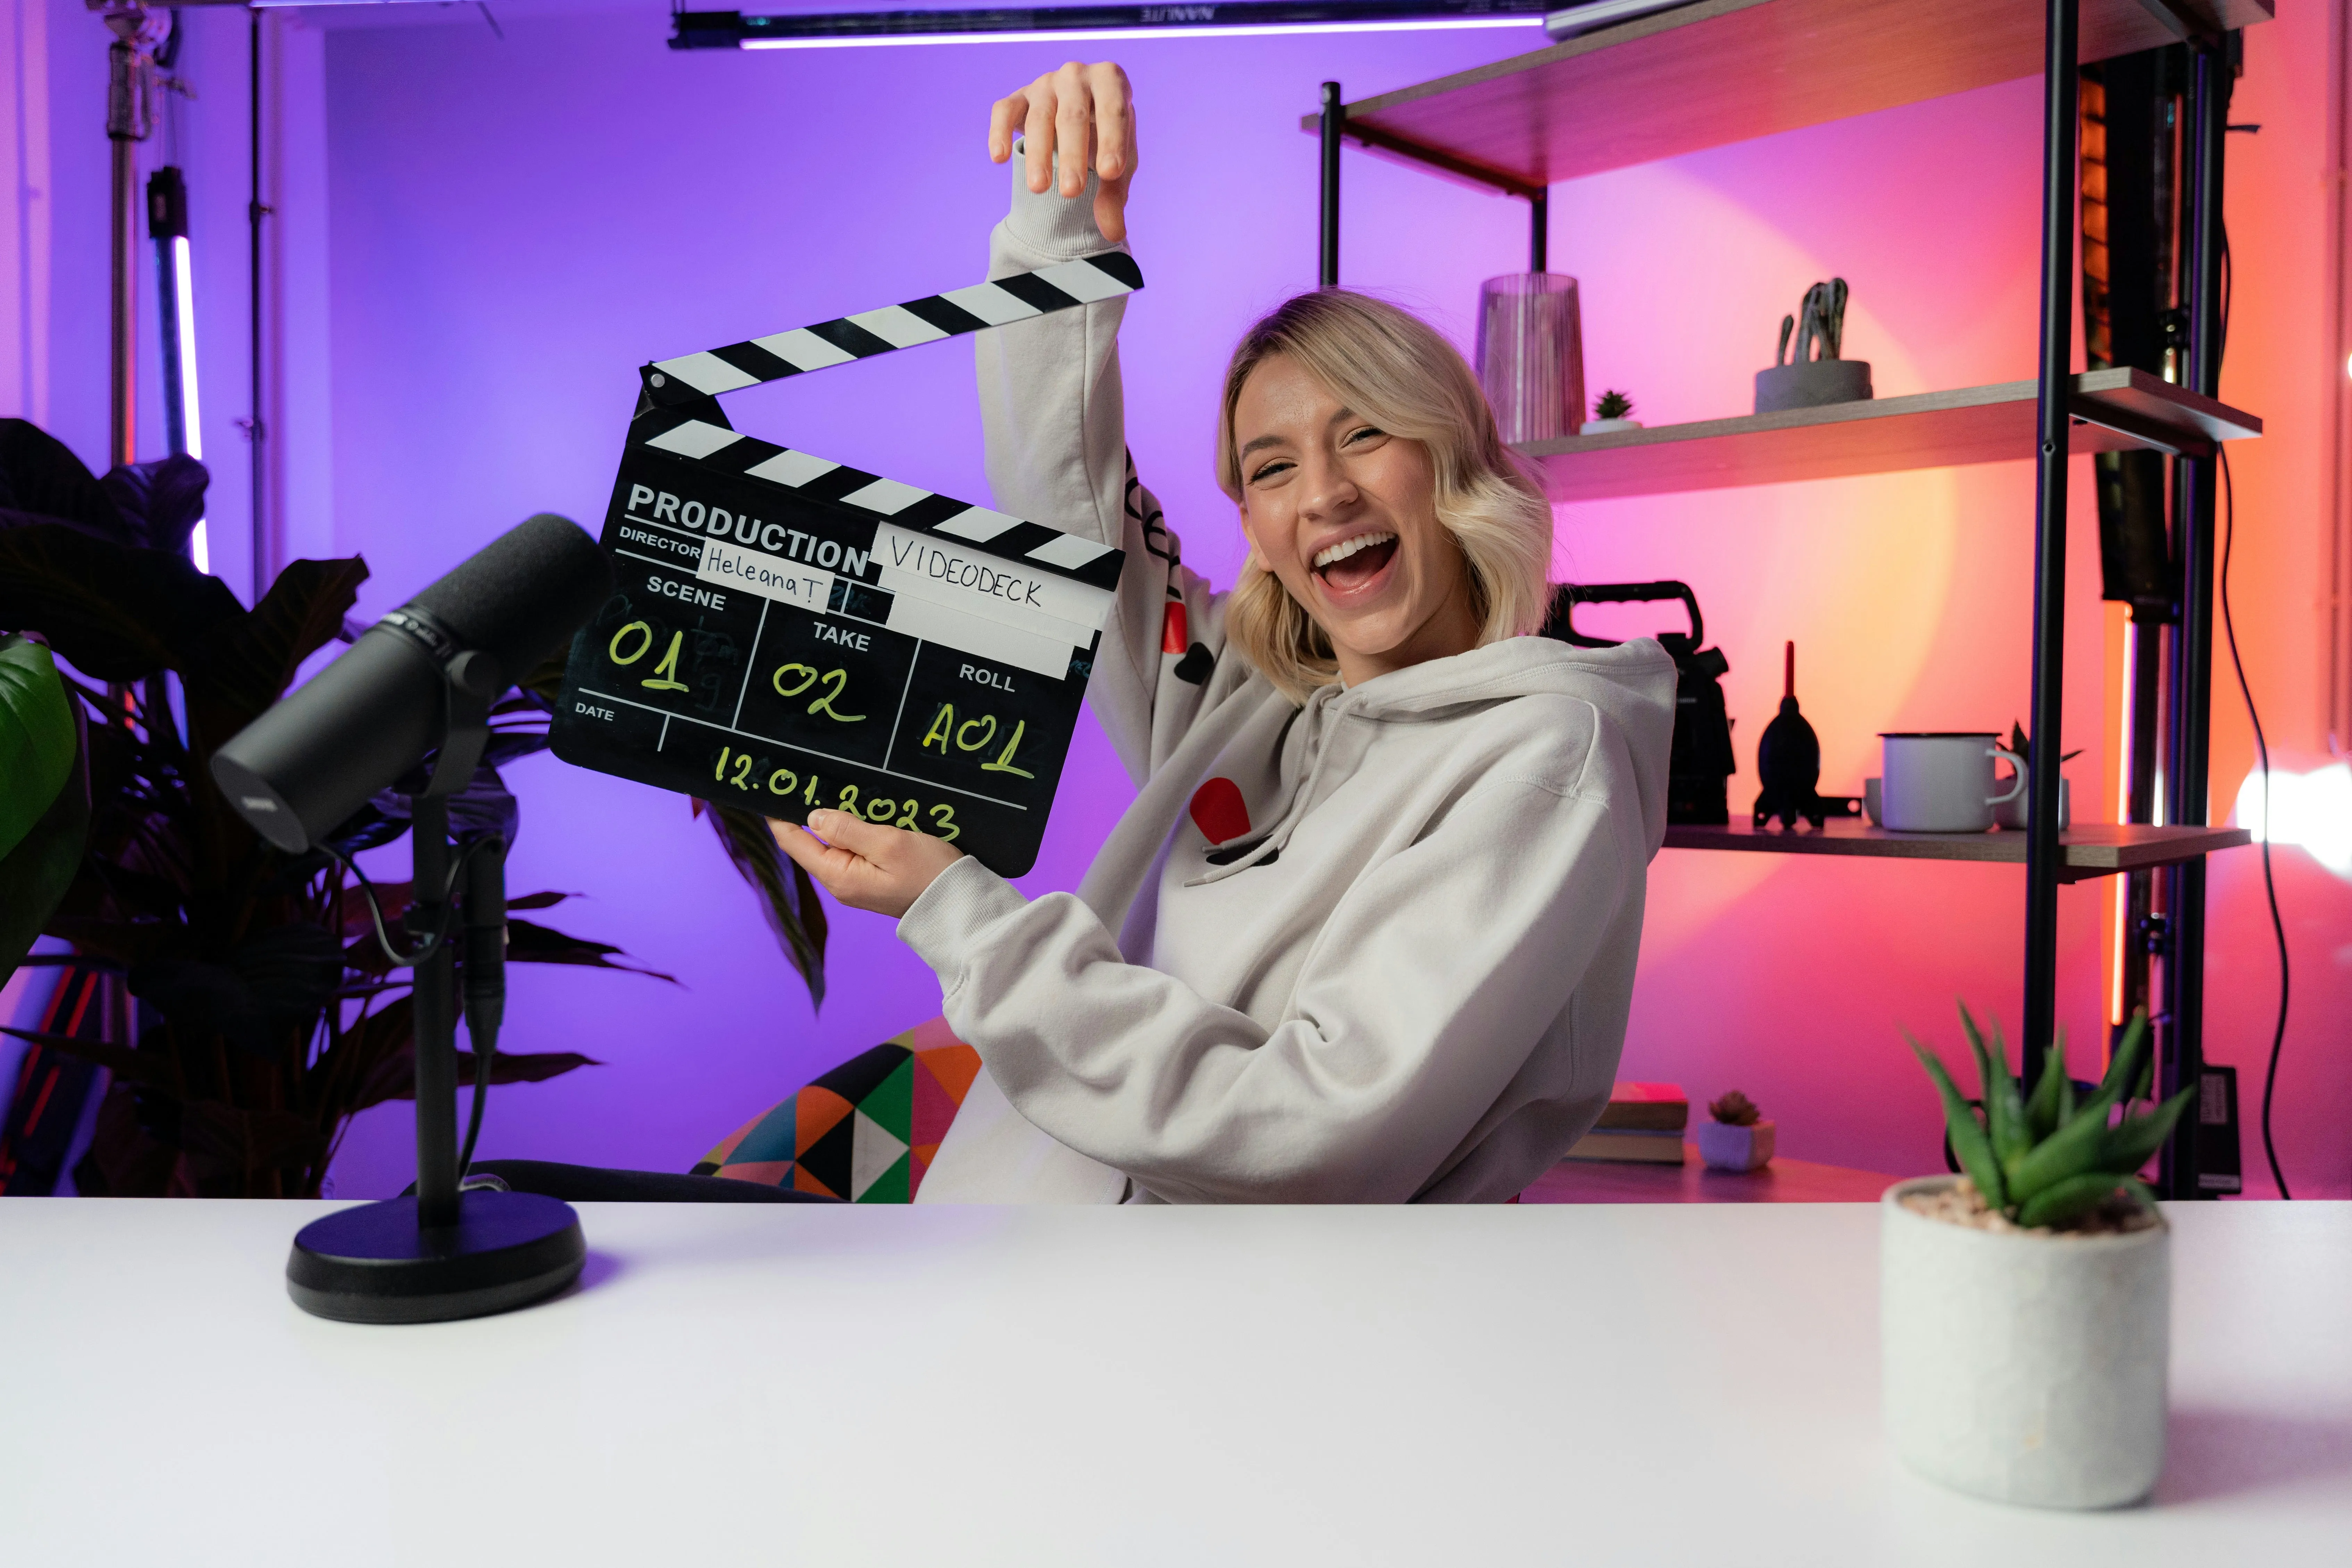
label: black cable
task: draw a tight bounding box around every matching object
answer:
[2217,449,2292,1199]
[323,837,485,967]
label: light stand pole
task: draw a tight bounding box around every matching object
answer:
[99,2,165,469]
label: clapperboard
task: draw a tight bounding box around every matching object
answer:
[550,255,1139,876]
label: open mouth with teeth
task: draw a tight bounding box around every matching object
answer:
[1309,530,1399,593]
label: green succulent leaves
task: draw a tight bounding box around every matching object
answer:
[1912,1004,2190,1230]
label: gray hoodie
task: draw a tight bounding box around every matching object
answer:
[899,166,1677,1203]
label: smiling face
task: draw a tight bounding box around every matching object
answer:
[1231,353,1482,688]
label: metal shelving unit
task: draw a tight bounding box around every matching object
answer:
[1307,0,2274,1197]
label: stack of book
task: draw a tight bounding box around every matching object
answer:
[1564,1082,1689,1164]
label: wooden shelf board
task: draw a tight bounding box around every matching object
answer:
[1661,819,2252,881]
[1521,1148,1895,1204]
[1302,0,2275,192]
[1516,369,2260,502]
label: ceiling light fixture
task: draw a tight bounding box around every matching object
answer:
[673,3,1548,50]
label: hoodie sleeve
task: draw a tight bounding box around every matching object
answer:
[976,154,1234,790]
[896,731,1646,1203]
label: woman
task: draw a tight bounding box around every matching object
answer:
[775,63,1676,1203]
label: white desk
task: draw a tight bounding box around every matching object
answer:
[3,1200,2346,1566]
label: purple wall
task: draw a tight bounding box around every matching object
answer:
[298,10,2346,1198]
[317,16,1551,1194]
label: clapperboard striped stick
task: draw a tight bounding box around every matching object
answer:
[555,253,1144,876]
[641,252,1144,407]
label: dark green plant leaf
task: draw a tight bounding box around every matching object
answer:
[127,924,339,1061]
[43,915,185,971]
[2023,1024,2068,1143]
[0,522,242,682]
[0,636,76,859]
[126,958,270,1057]
[2008,722,2085,766]
[233,924,345,1031]
[100,454,209,556]
[176,1099,328,1191]
[71,1081,181,1197]
[507,890,577,911]
[353,1039,598,1107]
[1959,1002,2029,1167]
[0,651,87,985]
[482,729,550,769]
[191,556,370,737]
[2015,1171,2134,1229]
[0,420,129,537]
[518,648,570,712]
[0,1025,172,1090]
[343,995,419,1111]
[2095,1085,2196,1176]
[1908,1032,2006,1210]
[504,916,678,983]
[2099,1011,2152,1099]
[363,762,519,848]
[2004,1076,2136,1204]
[702,799,827,1008]
[368,1048,603,1096]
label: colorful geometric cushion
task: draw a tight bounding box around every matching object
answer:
[692,1016,982,1202]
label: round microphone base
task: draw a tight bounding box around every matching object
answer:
[286,1191,585,1325]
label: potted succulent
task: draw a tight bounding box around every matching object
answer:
[1696,1089,1773,1171]
[1884,1005,2190,1508]
[1584,389,1643,434]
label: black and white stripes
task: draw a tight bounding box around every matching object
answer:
[642,251,1144,407]
[634,403,1123,594]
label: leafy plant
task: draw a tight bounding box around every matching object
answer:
[1907,1003,2191,1229]
[1708,1089,1760,1126]
[1593,389,1636,420]
[0,420,826,1196]
[2008,720,2084,767]
[0,635,89,978]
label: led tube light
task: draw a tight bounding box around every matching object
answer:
[737,18,1538,45]
[149,167,209,574]
[678,4,1548,49]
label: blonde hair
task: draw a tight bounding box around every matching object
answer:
[1215,290,1554,703]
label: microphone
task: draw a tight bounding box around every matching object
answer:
[211,513,613,853]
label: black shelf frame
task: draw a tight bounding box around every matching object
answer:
[1309,0,2246,1198]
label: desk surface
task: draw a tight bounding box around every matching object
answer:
[4,1199,2346,1566]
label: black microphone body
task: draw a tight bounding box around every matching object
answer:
[210,513,612,853]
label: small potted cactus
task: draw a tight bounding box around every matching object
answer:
[1584,389,1642,433]
[1697,1090,1774,1171]
[1884,1006,2191,1509]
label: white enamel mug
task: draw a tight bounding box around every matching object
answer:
[1879,733,2026,833]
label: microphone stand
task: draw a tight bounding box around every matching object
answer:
[285,669,585,1324]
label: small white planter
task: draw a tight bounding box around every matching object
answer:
[1580,416,1643,434]
[1696,1119,1774,1171]
[1881,1176,2169,1508]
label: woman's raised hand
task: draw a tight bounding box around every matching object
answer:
[988,61,1136,242]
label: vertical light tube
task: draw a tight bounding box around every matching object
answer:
[149,167,207,572]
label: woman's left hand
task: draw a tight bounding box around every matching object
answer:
[772,811,967,919]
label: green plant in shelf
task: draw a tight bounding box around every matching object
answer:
[1907,1004,2192,1229]
[1593,389,1635,421]
[1708,1089,1760,1126]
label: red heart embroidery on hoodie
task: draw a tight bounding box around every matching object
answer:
[1187,777,1251,846]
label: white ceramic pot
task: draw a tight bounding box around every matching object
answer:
[1696,1119,1774,1171]
[1880,1176,2169,1508]
[1581,416,1643,434]
[1993,776,2071,831]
